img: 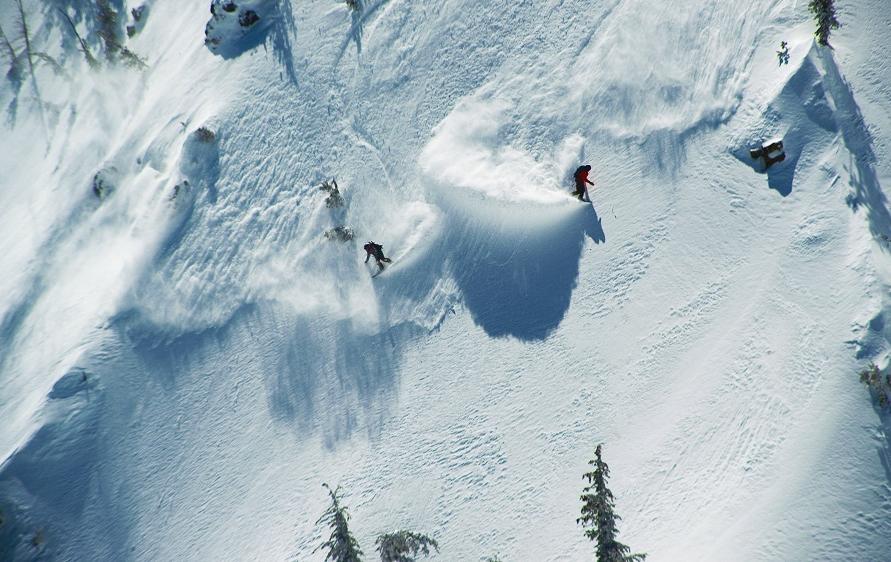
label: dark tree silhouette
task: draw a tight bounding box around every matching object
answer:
[375,530,438,561]
[577,445,646,562]
[808,0,840,46]
[315,483,363,562]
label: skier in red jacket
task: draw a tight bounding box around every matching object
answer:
[572,164,594,201]
[364,241,392,271]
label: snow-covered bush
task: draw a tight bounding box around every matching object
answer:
[180,127,220,186]
[324,226,354,242]
[315,484,363,562]
[170,179,191,201]
[319,179,345,208]
[375,530,439,561]
[859,362,891,408]
[92,166,121,199]
[808,0,840,46]
[194,126,216,143]
[578,445,646,562]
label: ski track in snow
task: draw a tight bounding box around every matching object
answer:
[2,0,891,560]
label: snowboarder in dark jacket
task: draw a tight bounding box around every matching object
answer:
[572,165,594,201]
[364,241,392,270]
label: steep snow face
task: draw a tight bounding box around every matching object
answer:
[0,0,231,459]
[2,0,891,560]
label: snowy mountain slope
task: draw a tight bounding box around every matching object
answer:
[1,0,890,560]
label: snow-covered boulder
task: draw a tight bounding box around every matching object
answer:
[91,165,121,199]
[204,0,268,56]
[179,126,219,181]
[126,4,151,38]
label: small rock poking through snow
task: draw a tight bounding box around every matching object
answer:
[92,166,121,199]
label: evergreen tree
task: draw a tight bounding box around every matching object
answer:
[859,362,891,408]
[315,483,363,562]
[808,0,840,46]
[577,445,646,562]
[375,530,439,562]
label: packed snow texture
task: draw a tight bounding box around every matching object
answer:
[2,0,891,560]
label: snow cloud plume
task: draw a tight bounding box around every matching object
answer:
[420,97,584,208]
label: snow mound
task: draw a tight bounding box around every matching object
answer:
[204,0,269,57]
[729,38,840,197]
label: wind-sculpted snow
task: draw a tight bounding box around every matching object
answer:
[2,0,891,560]
[419,0,776,221]
[568,1,773,137]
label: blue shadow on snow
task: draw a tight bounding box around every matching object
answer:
[442,204,604,341]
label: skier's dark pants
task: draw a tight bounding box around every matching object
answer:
[572,180,587,198]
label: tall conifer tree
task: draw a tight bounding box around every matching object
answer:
[808,0,840,45]
[316,483,363,562]
[578,445,646,562]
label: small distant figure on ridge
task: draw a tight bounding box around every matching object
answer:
[572,164,595,202]
[364,241,392,272]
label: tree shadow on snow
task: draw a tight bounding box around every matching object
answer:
[210,1,298,84]
[336,0,390,63]
[268,0,298,84]
[268,316,412,446]
[870,406,891,488]
[114,303,407,447]
[816,48,891,247]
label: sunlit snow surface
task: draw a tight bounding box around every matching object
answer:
[2,0,891,560]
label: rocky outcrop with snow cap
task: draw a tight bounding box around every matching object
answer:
[204,0,265,56]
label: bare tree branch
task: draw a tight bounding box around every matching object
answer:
[15,0,48,140]
[57,8,99,69]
